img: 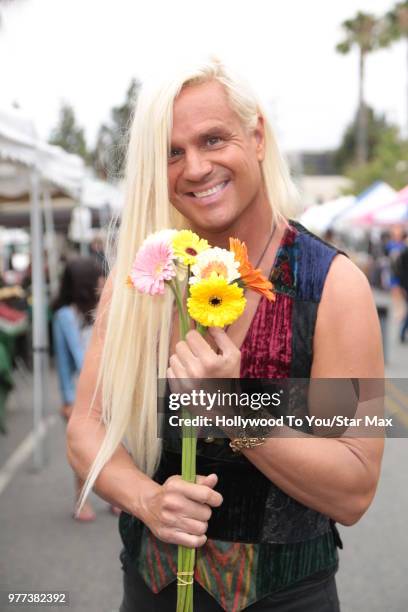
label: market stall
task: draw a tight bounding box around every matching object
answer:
[0,107,82,466]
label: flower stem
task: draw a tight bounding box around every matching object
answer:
[169,280,189,337]
[172,271,197,612]
[195,322,207,336]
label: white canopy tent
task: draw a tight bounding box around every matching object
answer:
[0,108,123,469]
[0,107,86,289]
[359,185,408,226]
[0,107,94,469]
[69,176,123,251]
[81,176,123,212]
[0,108,84,196]
[298,195,355,236]
[332,181,397,232]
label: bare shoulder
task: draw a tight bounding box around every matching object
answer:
[318,253,376,322]
[322,253,372,302]
[312,254,384,377]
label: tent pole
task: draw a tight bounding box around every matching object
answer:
[42,187,59,298]
[30,168,49,471]
[79,182,89,257]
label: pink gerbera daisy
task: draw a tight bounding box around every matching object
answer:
[128,237,176,295]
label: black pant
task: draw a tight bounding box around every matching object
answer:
[119,565,341,612]
[400,296,408,341]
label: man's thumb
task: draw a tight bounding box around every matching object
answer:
[196,473,218,488]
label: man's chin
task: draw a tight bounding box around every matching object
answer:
[189,211,238,235]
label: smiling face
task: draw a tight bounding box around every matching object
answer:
[167,80,267,237]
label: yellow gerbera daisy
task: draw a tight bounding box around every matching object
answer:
[187,274,246,327]
[172,230,210,266]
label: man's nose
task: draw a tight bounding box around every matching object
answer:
[183,149,212,182]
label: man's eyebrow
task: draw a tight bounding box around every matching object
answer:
[201,125,230,134]
[170,124,232,148]
[197,125,232,139]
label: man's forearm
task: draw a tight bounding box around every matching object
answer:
[66,417,159,520]
[239,434,382,525]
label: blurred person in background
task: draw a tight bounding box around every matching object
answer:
[384,225,406,314]
[89,235,108,275]
[393,241,408,343]
[0,281,28,434]
[384,225,405,261]
[52,257,119,521]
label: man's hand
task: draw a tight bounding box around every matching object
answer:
[143,474,223,548]
[167,327,241,380]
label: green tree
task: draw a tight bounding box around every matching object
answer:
[344,126,408,193]
[336,12,380,165]
[334,106,391,172]
[381,2,408,136]
[92,78,140,180]
[49,103,89,161]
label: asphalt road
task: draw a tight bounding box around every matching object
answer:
[0,373,123,612]
[0,291,407,612]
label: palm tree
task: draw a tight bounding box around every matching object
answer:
[336,12,380,165]
[381,2,408,137]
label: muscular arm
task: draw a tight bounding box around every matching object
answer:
[236,255,385,526]
[66,272,222,547]
[65,272,159,521]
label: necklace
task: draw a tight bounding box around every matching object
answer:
[254,222,277,271]
[203,223,278,443]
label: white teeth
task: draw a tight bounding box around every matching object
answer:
[193,181,226,198]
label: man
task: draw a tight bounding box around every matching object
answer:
[67,59,384,611]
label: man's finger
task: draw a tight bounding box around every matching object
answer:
[170,475,223,507]
[196,473,218,488]
[185,329,217,360]
[167,367,184,395]
[177,516,209,537]
[169,354,188,378]
[180,498,213,522]
[171,532,207,549]
[208,327,237,355]
[175,340,200,369]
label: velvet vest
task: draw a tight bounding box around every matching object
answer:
[118,221,343,611]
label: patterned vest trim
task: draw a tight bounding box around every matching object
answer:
[118,220,343,611]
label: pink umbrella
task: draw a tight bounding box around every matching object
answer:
[359,185,408,226]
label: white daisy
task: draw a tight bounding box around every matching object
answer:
[189,247,241,285]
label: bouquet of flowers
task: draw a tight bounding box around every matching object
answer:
[127,229,275,612]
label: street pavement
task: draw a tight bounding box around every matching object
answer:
[0,371,123,612]
[0,289,407,612]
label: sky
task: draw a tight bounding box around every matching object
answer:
[0,0,406,153]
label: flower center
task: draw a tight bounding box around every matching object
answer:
[209,296,222,307]
[185,247,197,256]
[202,262,228,279]
[155,263,164,277]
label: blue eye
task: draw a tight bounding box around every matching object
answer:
[207,136,222,146]
[168,148,182,160]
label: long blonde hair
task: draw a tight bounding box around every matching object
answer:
[78,57,299,509]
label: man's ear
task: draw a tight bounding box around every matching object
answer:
[254,115,265,162]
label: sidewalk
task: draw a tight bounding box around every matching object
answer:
[0,369,123,612]
[0,290,407,612]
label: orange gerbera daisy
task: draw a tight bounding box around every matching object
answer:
[229,237,276,302]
